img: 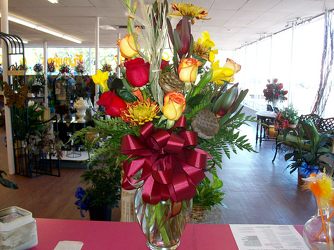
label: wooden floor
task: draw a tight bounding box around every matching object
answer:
[0,108,316,224]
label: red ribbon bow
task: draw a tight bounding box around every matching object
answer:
[121,117,209,204]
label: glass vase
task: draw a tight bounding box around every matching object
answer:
[134,188,192,250]
[303,208,334,249]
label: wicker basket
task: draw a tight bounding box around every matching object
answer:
[120,189,136,222]
[191,205,207,223]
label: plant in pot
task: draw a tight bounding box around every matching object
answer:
[284,119,332,185]
[192,169,224,222]
[75,165,121,221]
[281,105,299,128]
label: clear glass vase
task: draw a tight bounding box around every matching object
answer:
[134,188,192,250]
[303,208,334,249]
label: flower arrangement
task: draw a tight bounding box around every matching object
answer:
[276,105,299,129]
[263,78,288,104]
[101,63,112,73]
[303,173,334,247]
[74,61,85,75]
[59,64,71,74]
[47,61,56,73]
[33,63,43,73]
[74,0,254,247]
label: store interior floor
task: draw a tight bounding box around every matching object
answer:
[0,107,316,224]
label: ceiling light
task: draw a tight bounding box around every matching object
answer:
[22,39,28,44]
[48,0,59,3]
[0,13,82,44]
[100,25,117,31]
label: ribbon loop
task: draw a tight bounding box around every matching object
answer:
[121,119,209,204]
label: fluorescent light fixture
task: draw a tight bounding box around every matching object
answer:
[22,39,28,44]
[100,25,116,31]
[0,13,82,44]
[48,0,59,3]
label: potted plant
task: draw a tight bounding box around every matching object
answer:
[192,169,224,222]
[75,165,121,221]
[281,105,299,128]
[284,119,332,185]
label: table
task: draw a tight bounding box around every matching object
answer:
[31,219,303,250]
[256,111,277,146]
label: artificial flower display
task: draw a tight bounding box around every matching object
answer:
[124,58,150,87]
[74,1,254,249]
[178,58,201,82]
[117,34,138,59]
[92,70,109,93]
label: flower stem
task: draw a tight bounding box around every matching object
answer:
[155,203,170,246]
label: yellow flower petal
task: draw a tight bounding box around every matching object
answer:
[92,70,109,92]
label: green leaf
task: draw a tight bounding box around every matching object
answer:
[116,88,137,102]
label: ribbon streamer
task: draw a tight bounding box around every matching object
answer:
[121,117,209,204]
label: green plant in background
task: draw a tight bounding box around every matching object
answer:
[73,116,139,214]
[281,105,299,125]
[284,119,332,174]
[81,165,121,208]
[193,169,224,210]
[12,102,45,140]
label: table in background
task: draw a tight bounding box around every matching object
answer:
[32,218,303,250]
[256,111,277,146]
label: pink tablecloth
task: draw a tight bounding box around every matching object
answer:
[31,218,303,250]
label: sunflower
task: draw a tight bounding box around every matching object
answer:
[170,3,209,23]
[121,99,160,125]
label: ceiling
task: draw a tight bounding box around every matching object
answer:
[1,0,334,50]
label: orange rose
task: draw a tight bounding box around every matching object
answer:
[117,34,138,59]
[162,92,186,121]
[178,58,201,82]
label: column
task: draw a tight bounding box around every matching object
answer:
[1,0,15,174]
[43,41,48,107]
[94,17,100,106]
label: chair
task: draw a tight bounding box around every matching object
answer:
[272,114,334,162]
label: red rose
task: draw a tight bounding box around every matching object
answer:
[97,90,127,117]
[160,59,169,70]
[283,90,288,95]
[278,83,283,90]
[124,58,150,87]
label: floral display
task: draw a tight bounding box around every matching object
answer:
[74,61,85,74]
[59,64,71,74]
[33,63,43,73]
[303,173,334,248]
[47,60,56,73]
[101,63,112,72]
[275,105,299,129]
[76,0,254,248]
[263,78,288,103]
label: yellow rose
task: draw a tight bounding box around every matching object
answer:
[162,92,186,121]
[117,34,138,59]
[178,58,201,82]
[223,58,241,74]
